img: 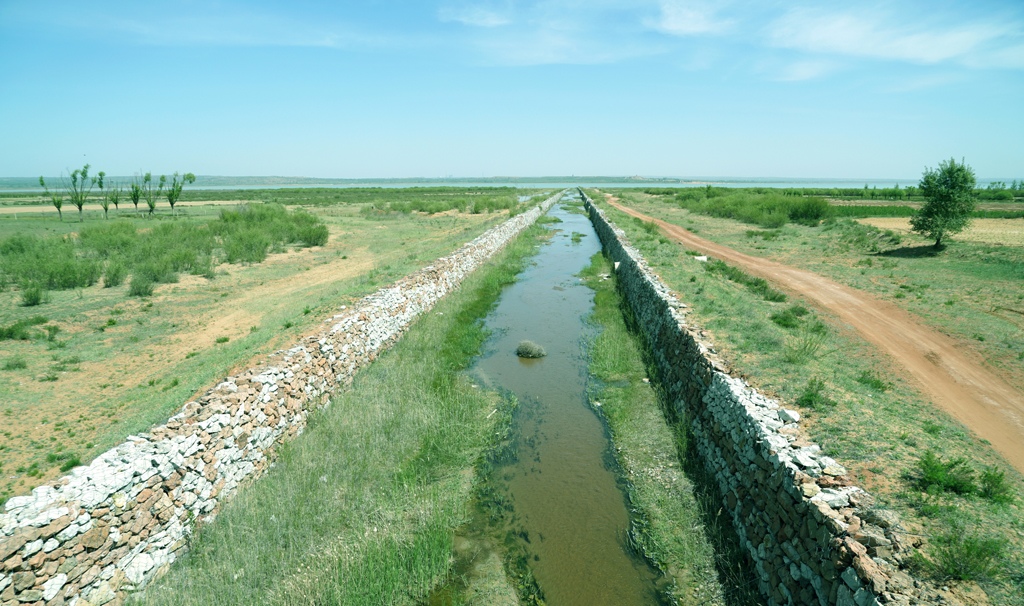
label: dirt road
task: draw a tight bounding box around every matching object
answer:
[606,197,1024,473]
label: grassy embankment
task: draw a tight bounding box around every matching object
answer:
[580,252,742,606]
[590,190,1024,604]
[136,223,547,606]
[0,188,540,502]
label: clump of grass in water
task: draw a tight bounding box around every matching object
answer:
[515,340,546,358]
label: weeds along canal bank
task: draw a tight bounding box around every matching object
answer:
[0,193,561,606]
[580,252,729,605]
[582,190,951,606]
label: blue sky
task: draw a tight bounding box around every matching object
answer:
[2,1,1022,179]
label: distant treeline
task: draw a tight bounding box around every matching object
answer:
[644,181,1023,201]
[642,187,1024,229]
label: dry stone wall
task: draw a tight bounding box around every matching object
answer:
[583,192,931,606]
[0,192,561,606]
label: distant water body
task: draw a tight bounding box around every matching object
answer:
[3,176,1011,192]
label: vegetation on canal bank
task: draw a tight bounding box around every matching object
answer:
[136,224,548,606]
[591,191,1024,604]
[581,252,736,606]
[0,188,515,504]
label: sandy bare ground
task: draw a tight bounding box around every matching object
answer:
[606,197,1024,473]
[859,217,1024,246]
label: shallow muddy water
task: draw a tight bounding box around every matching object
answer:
[459,197,664,605]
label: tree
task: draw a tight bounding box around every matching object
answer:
[39,176,63,221]
[97,171,110,219]
[63,164,97,222]
[142,172,162,216]
[129,174,143,213]
[162,172,196,216]
[911,158,976,249]
[107,181,123,213]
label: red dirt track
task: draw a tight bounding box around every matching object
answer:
[607,198,1024,473]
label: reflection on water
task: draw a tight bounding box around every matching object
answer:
[469,197,664,605]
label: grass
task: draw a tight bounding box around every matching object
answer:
[136,222,547,606]
[0,188,528,504]
[703,259,787,302]
[660,188,832,228]
[580,253,727,605]
[589,190,1024,603]
[514,340,546,358]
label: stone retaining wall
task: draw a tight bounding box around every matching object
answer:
[0,192,561,606]
[583,191,930,606]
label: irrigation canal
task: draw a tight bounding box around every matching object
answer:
[441,194,665,604]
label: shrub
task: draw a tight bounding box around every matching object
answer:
[223,227,271,264]
[128,275,155,297]
[915,450,977,495]
[796,377,837,410]
[104,260,127,288]
[931,523,1007,581]
[704,259,787,302]
[782,330,827,364]
[20,284,45,307]
[516,340,547,358]
[1,316,48,341]
[979,466,1015,504]
[770,305,809,328]
[856,370,890,392]
[2,356,27,370]
[297,223,329,247]
[59,455,82,472]
[215,336,229,344]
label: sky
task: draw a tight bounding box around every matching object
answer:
[1,0,1023,180]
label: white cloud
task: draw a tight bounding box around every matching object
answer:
[439,5,512,28]
[768,7,1023,69]
[646,0,732,36]
[775,60,838,82]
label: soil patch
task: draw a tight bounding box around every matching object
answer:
[859,217,1024,246]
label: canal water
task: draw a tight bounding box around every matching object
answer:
[457,194,664,605]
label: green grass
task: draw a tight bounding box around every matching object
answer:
[589,190,1024,604]
[136,223,547,606]
[662,188,832,228]
[580,253,727,605]
[0,189,521,504]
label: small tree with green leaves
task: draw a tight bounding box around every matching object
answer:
[911,158,976,249]
[129,174,143,213]
[106,180,123,214]
[142,172,162,216]
[38,176,63,221]
[63,164,98,222]
[96,171,110,219]
[161,172,196,216]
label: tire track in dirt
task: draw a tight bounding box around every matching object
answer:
[606,197,1024,473]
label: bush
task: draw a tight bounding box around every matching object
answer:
[20,284,45,307]
[915,450,977,495]
[2,356,27,370]
[770,305,809,328]
[931,523,1007,581]
[104,260,127,287]
[855,370,890,392]
[297,223,329,247]
[796,377,837,410]
[516,340,546,358]
[129,275,155,297]
[1,316,48,341]
[704,259,787,302]
[782,330,827,364]
[979,466,1015,504]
